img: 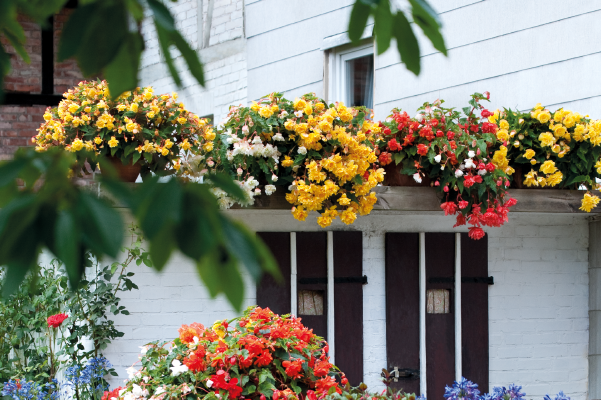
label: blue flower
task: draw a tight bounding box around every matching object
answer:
[1,379,60,400]
[544,392,570,400]
[444,378,481,400]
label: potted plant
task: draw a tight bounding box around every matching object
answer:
[33,80,213,182]
[493,103,601,211]
[376,93,517,239]
[187,93,384,227]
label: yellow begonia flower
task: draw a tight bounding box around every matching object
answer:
[108,136,119,148]
[595,160,601,174]
[293,98,307,111]
[580,193,600,212]
[497,129,509,141]
[304,105,313,115]
[538,132,555,147]
[203,142,213,152]
[94,137,102,145]
[499,119,509,130]
[539,160,557,175]
[524,170,538,187]
[250,102,260,112]
[546,171,563,187]
[292,206,308,221]
[258,106,273,119]
[130,103,139,113]
[71,139,84,151]
[524,149,535,159]
[537,110,551,124]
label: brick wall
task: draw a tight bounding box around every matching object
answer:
[0,9,85,160]
[103,211,590,400]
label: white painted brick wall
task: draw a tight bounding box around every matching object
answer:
[104,210,590,400]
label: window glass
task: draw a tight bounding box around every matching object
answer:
[345,54,373,109]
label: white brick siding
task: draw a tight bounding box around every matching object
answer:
[104,211,590,400]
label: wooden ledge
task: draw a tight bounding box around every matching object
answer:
[235,186,601,214]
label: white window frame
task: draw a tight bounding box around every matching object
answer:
[327,42,374,106]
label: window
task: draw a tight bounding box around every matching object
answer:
[327,44,374,109]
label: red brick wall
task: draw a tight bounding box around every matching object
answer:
[0,9,85,160]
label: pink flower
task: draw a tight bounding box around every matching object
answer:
[47,313,68,328]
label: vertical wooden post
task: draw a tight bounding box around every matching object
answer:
[290,232,297,316]
[420,232,428,397]
[327,231,335,364]
[455,233,462,382]
[590,220,601,400]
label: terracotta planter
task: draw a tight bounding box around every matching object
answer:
[383,162,431,187]
[106,156,141,183]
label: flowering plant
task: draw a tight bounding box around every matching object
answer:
[32,80,214,177]
[186,93,384,227]
[376,93,517,239]
[493,104,601,212]
[117,306,348,400]
[1,379,60,400]
[65,357,114,400]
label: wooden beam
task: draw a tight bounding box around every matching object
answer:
[231,186,601,214]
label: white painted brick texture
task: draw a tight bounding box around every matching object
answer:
[105,211,590,400]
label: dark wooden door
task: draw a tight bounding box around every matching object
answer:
[256,232,291,315]
[385,233,421,393]
[385,233,489,397]
[333,231,363,386]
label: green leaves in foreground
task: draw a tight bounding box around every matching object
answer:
[348,0,447,75]
[0,148,279,311]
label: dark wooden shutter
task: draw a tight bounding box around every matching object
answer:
[426,233,456,400]
[461,233,489,393]
[333,231,363,386]
[296,232,328,339]
[256,232,291,315]
[385,233,420,393]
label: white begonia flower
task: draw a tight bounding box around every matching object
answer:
[182,384,191,395]
[292,165,300,172]
[254,188,261,195]
[207,380,214,388]
[298,146,307,155]
[440,165,445,170]
[242,125,249,133]
[294,110,303,118]
[170,359,189,377]
[132,384,149,398]
[455,169,464,178]
[459,163,466,170]
[265,185,276,195]
[139,346,148,355]
[465,158,476,169]
[119,389,127,397]
[123,393,135,400]
[273,133,284,141]
[126,367,138,380]
[280,110,288,118]
[478,169,487,176]
[272,174,278,182]
[415,113,424,122]
[237,168,243,175]
[385,117,393,122]
[413,173,422,183]
[154,388,166,397]
[143,376,149,383]
[252,136,262,145]
[434,154,442,163]
[468,150,475,158]
[193,336,199,344]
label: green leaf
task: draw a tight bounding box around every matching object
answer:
[136,179,182,240]
[154,23,181,87]
[2,262,31,298]
[54,210,81,287]
[175,188,219,260]
[220,216,264,281]
[373,0,393,54]
[149,227,174,271]
[147,0,177,31]
[171,30,205,86]
[0,157,27,187]
[78,193,123,258]
[205,173,246,202]
[393,152,405,165]
[57,2,95,61]
[348,2,371,43]
[76,2,129,76]
[565,174,588,187]
[105,32,143,99]
[409,0,446,55]
[392,12,421,75]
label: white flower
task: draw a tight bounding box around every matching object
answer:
[280,110,288,118]
[207,380,214,388]
[252,136,262,144]
[465,158,476,169]
[413,173,422,183]
[207,160,215,167]
[272,133,284,141]
[154,387,165,397]
[434,154,441,163]
[139,346,148,355]
[292,165,300,172]
[132,384,149,398]
[126,367,138,380]
[271,174,278,182]
[242,125,249,133]
[193,336,199,344]
[441,165,445,170]
[143,376,149,383]
[478,169,487,176]
[123,393,135,400]
[385,117,393,122]
[237,168,243,175]
[294,110,303,118]
[182,384,191,395]
[415,113,424,122]
[298,146,307,155]
[265,185,276,195]
[119,389,127,397]
[468,150,475,158]
[455,169,464,178]
[254,188,261,195]
[170,359,189,376]
[459,163,466,170]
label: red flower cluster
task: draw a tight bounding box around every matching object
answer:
[443,197,518,240]
[101,387,122,400]
[209,370,243,398]
[47,313,68,328]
